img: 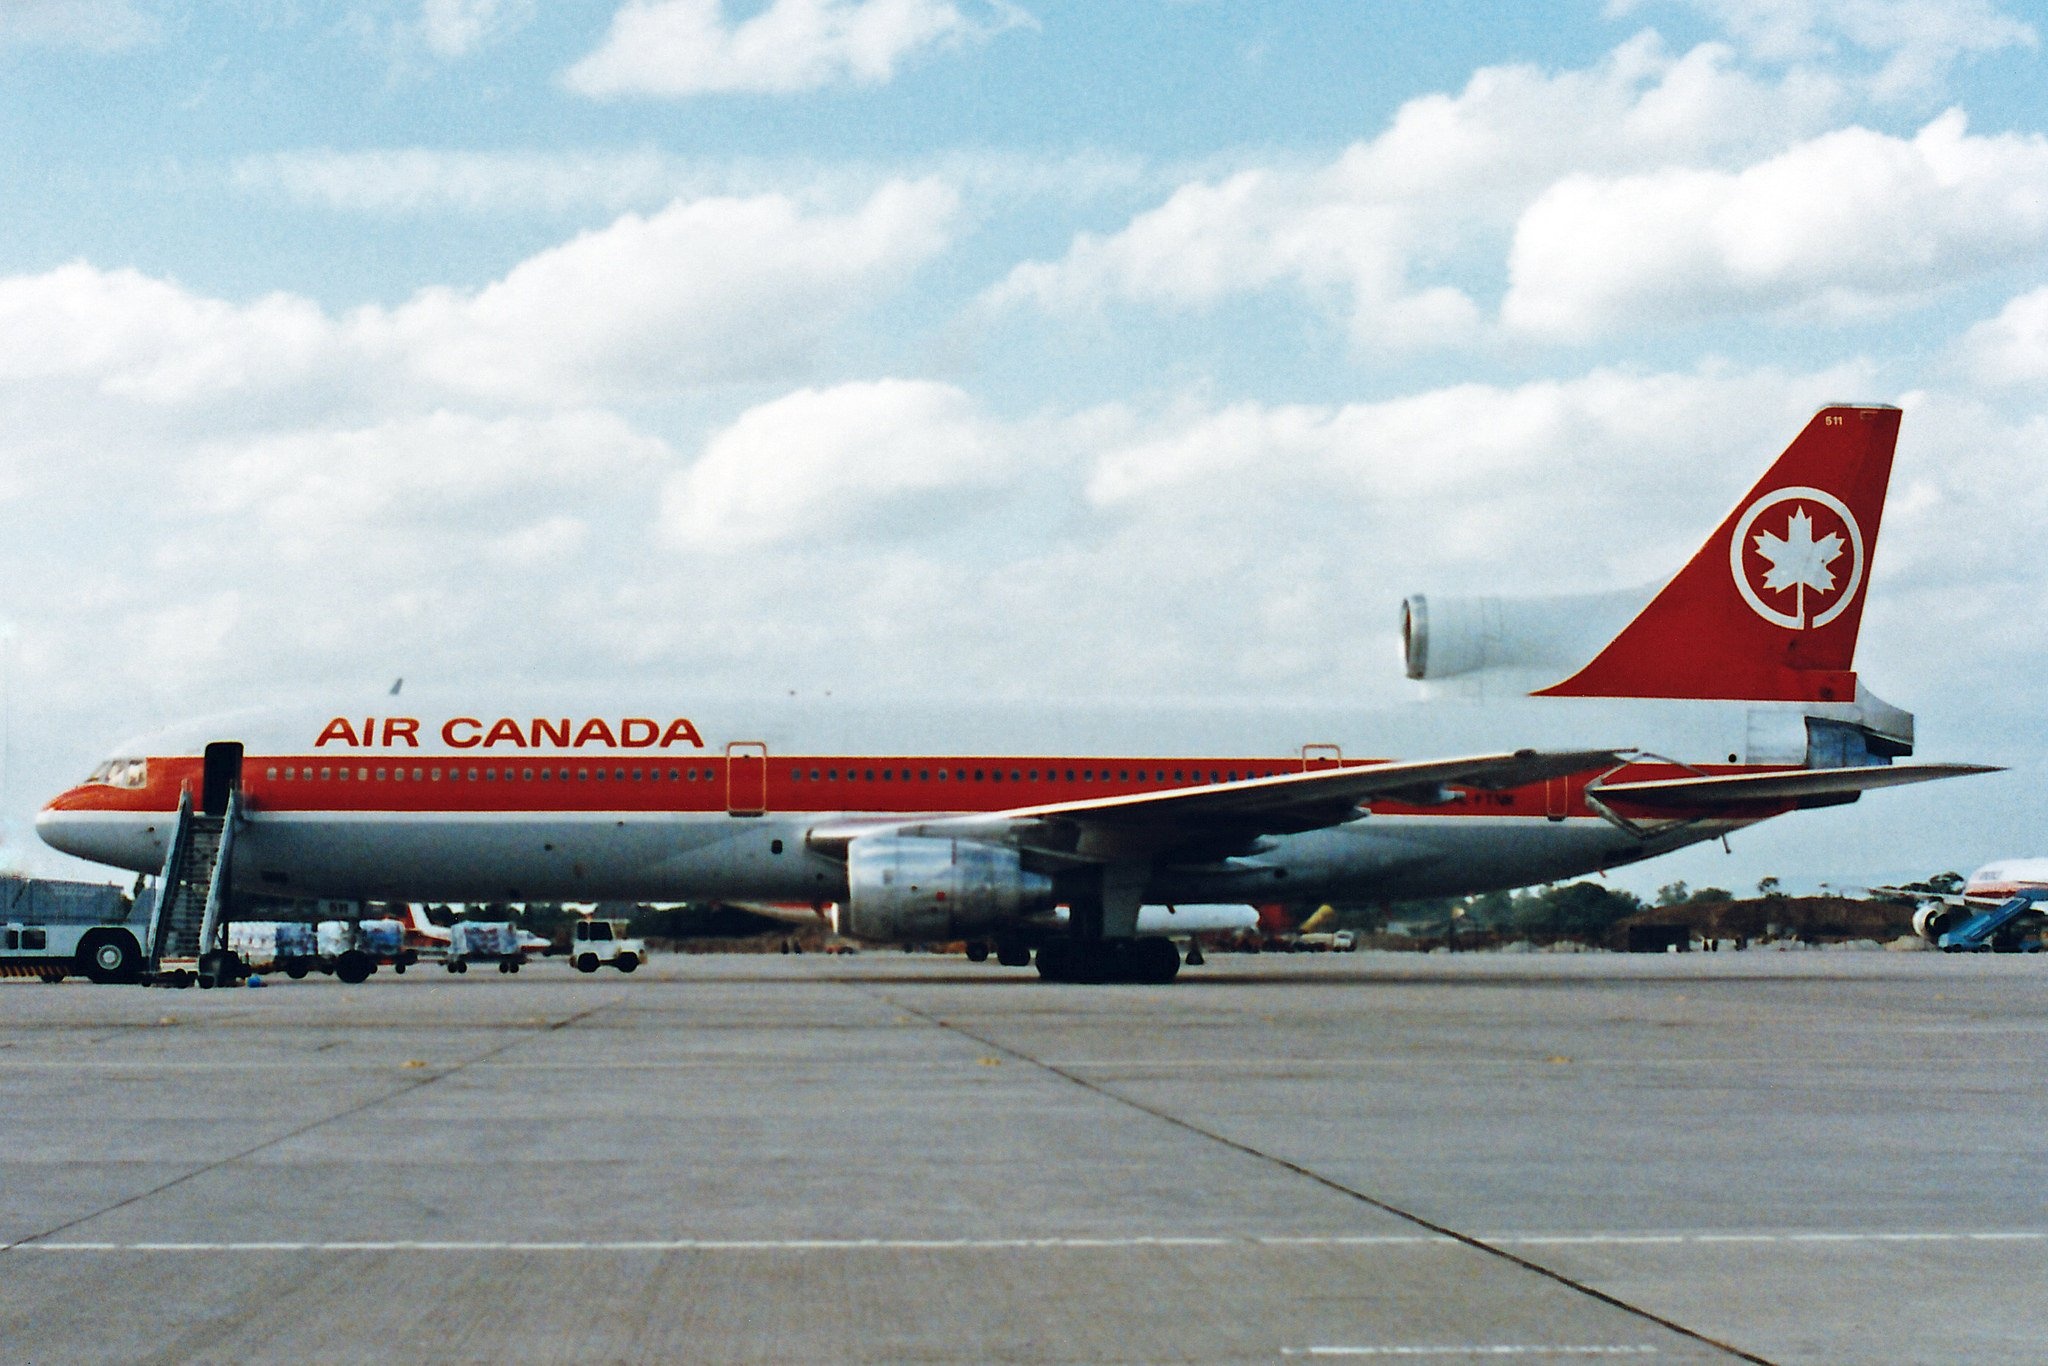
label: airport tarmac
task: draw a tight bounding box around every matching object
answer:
[2,950,2044,1364]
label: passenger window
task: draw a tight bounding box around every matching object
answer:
[1066,769,1075,782]
[468,768,480,781]
[632,769,642,781]
[974,769,985,781]
[1010,771,1020,782]
[266,766,279,780]
[864,769,875,781]
[376,768,388,781]
[670,769,680,780]
[338,769,348,782]
[1081,770,1092,782]
[430,768,441,781]
[1118,770,1128,782]
[919,769,929,781]
[827,768,838,781]
[524,769,535,781]
[935,770,946,782]
[882,770,892,782]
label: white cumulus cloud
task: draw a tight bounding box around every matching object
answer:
[363,178,959,400]
[1957,286,2048,387]
[661,379,1016,551]
[564,0,1030,98]
[0,180,958,408]
[1503,111,2048,341]
[991,34,1843,350]
[1611,0,2037,99]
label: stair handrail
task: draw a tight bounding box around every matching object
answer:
[144,786,195,964]
[196,786,242,959]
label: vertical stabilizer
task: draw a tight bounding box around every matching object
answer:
[1537,404,1900,702]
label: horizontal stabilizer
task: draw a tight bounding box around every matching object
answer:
[1590,763,1998,809]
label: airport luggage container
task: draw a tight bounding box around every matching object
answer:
[447,921,523,974]
[0,877,145,983]
[316,920,384,984]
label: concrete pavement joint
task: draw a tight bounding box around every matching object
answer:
[872,989,1776,1366]
[0,998,618,1254]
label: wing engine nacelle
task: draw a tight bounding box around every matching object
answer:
[1913,903,1968,943]
[842,835,1056,942]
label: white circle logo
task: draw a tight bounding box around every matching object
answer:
[1729,486,1864,630]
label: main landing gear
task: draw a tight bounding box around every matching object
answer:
[1035,936,1180,985]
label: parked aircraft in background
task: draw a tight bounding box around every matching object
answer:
[39,406,1993,982]
[1873,859,2048,942]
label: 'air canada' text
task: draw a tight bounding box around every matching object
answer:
[314,717,707,750]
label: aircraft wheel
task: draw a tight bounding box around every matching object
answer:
[995,939,1031,968]
[1135,937,1181,984]
[965,941,990,963]
[1035,941,1074,982]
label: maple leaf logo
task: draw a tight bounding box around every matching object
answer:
[1752,506,1845,625]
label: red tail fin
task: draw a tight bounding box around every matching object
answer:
[1538,404,1900,702]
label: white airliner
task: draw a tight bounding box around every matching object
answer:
[1878,858,2048,942]
[37,405,1993,981]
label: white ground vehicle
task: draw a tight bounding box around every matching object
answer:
[1,877,145,983]
[571,918,646,974]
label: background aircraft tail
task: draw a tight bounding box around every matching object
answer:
[1537,404,1901,703]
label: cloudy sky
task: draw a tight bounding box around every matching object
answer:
[3,0,2045,895]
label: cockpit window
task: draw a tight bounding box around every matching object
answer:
[85,758,149,790]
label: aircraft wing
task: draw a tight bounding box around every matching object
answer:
[1862,885,1970,907]
[1588,763,1998,810]
[809,749,1622,860]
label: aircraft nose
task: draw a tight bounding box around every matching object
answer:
[34,801,88,859]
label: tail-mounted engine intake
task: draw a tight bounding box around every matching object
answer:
[842,835,1055,943]
[1401,590,1649,684]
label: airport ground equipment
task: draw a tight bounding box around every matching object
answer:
[1936,888,2048,952]
[1,876,144,982]
[142,787,245,987]
[570,918,645,973]
[448,921,523,974]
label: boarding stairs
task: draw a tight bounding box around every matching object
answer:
[1937,887,2048,952]
[143,787,243,986]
